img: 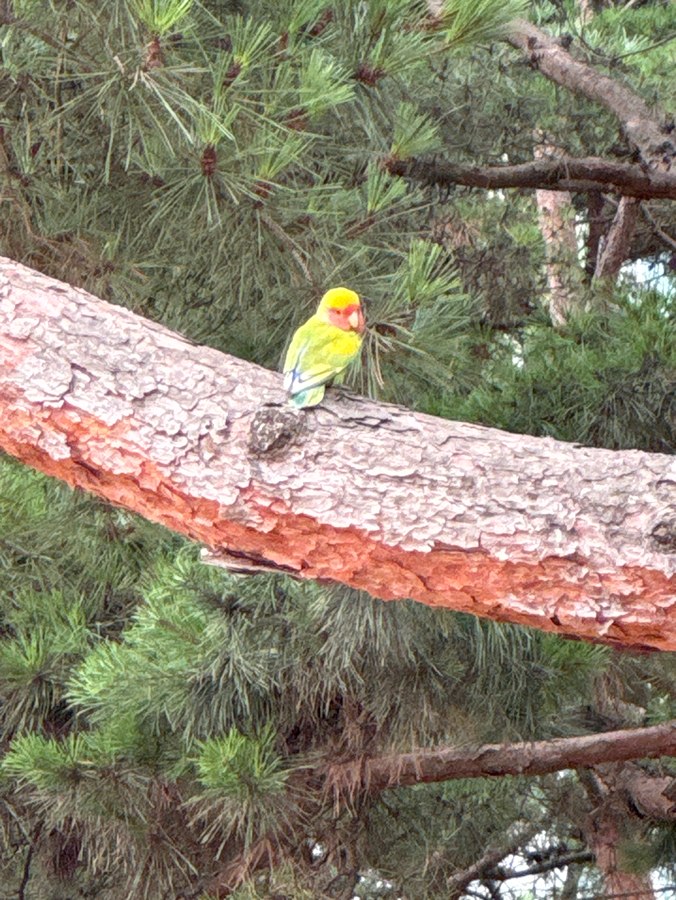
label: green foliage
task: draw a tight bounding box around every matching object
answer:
[226,16,277,71]
[439,0,530,47]
[190,726,290,847]
[364,163,408,214]
[130,0,193,36]
[3,732,90,792]
[194,726,288,796]
[299,48,355,114]
[390,103,441,160]
[394,239,459,306]
[3,0,676,896]
[445,290,676,452]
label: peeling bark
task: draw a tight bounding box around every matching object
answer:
[586,803,655,900]
[4,258,676,649]
[327,722,676,793]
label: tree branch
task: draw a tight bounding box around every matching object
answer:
[595,196,641,279]
[3,257,676,649]
[641,204,676,253]
[591,760,676,821]
[506,20,676,170]
[489,849,595,880]
[445,824,542,900]
[325,722,676,793]
[504,19,676,280]
[385,156,676,200]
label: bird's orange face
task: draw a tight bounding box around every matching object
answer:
[318,287,365,334]
[327,302,365,333]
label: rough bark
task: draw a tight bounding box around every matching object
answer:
[326,722,676,794]
[5,257,676,648]
[385,155,676,200]
[594,761,675,821]
[585,192,607,280]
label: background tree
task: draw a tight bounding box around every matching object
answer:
[2,0,676,898]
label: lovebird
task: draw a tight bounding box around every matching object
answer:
[283,287,365,408]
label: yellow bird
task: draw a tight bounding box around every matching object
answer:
[283,288,365,408]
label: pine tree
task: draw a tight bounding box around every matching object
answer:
[2,0,676,898]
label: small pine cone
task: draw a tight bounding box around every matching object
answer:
[309,7,333,37]
[353,63,385,86]
[286,107,309,131]
[201,145,217,178]
[253,180,272,199]
[222,61,241,88]
[145,36,164,69]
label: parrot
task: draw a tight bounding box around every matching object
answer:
[283,287,365,408]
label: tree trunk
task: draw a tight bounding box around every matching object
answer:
[3,257,676,650]
[595,196,641,280]
[583,765,658,900]
[534,140,584,324]
[587,804,655,900]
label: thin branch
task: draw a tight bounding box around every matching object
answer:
[641,205,676,253]
[445,824,542,899]
[577,29,676,64]
[17,823,42,900]
[489,849,595,880]
[324,721,676,794]
[384,156,676,200]
[258,212,319,288]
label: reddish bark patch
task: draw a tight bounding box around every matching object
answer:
[2,394,675,652]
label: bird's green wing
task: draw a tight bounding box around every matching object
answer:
[283,316,361,397]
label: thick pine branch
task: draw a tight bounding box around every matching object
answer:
[506,20,676,170]
[504,18,676,279]
[3,257,676,649]
[385,155,676,200]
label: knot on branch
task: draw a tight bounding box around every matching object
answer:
[248,404,304,457]
[650,521,676,552]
